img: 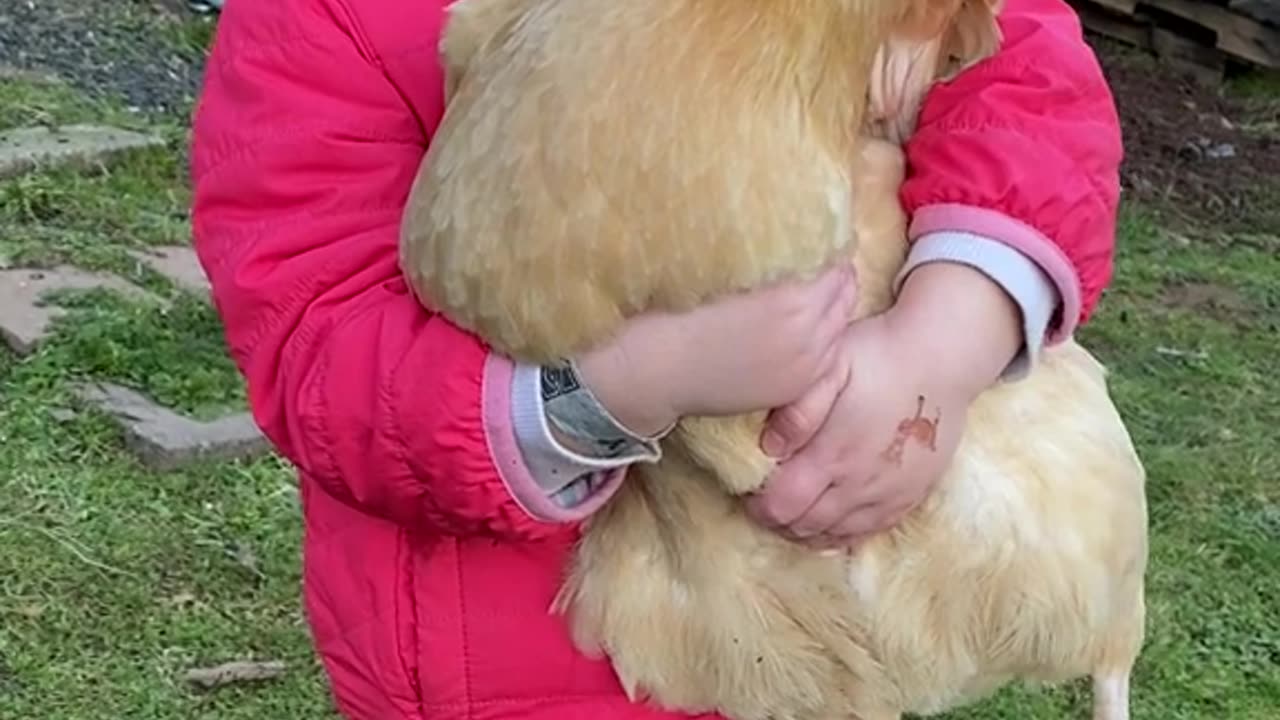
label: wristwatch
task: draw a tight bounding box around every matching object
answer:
[539,358,668,461]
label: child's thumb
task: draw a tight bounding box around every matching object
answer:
[761,359,849,458]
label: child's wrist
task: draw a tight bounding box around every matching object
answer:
[895,232,1061,382]
[510,362,658,504]
[572,342,678,440]
[887,262,1023,399]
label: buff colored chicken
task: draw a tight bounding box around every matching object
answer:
[399,1,1149,719]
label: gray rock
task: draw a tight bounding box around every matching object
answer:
[0,266,161,355]
[0,124,165,179]
[74,382,270,471]
[128,245,211,299]
[1206,142,1237,159]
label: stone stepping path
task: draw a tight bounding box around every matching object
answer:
[128,245,212,298]
[0,124,165,179]
[0,265,163,355]
[74,382,269,471]
[0,117,264,469]
[0,255,267,470]
[0,120,268,470]
[0,255,268,470]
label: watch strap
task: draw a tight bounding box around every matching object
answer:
[540,358,670,460]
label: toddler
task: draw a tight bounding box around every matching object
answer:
[190,0,1122,717]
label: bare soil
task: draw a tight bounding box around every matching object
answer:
[1089,34,1280,233]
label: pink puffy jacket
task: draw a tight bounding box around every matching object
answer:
[189,0,1121,717]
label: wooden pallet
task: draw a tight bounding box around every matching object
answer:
[1070,0,1280,75]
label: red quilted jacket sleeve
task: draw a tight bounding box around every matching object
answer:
[901,0,1123,338]
[190,0,567,541]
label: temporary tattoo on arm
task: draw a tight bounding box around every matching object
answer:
[880,395,941,466]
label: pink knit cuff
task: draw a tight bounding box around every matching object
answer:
[480,354,626,523]
[908,203,1082,343]
[896,231,1058,380]
[509,362,660,488]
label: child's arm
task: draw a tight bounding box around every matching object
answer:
[750,0,1123,543]
[192,0,854,538]
[190,0,618,539]
[896,0,1122,374]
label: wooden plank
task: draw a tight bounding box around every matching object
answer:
[1151,26,1229,85]
[1073,0,1280,67]
[1073,0,1230,82]
[1074,1,1155,48]
[1230,0,1280,28]
[1092,0,1141,13]
[1142,0,1280,67]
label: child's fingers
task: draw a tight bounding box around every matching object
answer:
[761,353,847,458]
[814,498,893,544]
[745,452,830,530]
[784,465,883,540]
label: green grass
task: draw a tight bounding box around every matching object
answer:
[0,74,193,277]
[0,305,330,715]
[1,51,1278,720]
[0,149,195,269]
[939,211,1280,719]
[0,71,322,717]
[0,68,184,135]
[0,76,126,131]
[1226,66,1280,104]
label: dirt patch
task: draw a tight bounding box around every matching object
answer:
[1088,35,1280,233]
[1160,279,1253,319]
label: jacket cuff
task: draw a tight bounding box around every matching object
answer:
[481,355,627,523]
[511,360,659,475]
[908,203,1081,344]
[894,231,1059,381]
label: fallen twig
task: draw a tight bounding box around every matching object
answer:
[1156,346,1209,360]
[184,660,287,691]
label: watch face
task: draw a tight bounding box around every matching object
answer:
[539,361,657,455]
[540,362,582,403]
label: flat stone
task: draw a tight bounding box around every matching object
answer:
[0,266,161,355]
[74,382,270,471]
[0,124,165,179]
[128,245,211,299]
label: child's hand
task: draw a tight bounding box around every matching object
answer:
[745,312,967,545]
[575,264,857,437]
[746,262,1024,547]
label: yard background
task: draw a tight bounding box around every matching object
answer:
[0,1,1276,718]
